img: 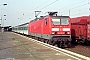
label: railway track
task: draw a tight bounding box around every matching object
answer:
[14,32,90,60]
[65,44,90,57]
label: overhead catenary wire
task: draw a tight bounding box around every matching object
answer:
[4,0,87,15]
[14,0,52,20]
[20,0,58,20]
[58,0,86,11]
[69,0,90,16]
[40,0,58,10]
[26,0,50,14]
[59,0,90,16]
[61,3,89,14]
[36,0,50,9]
[3,0,90,26]
[2,0,51,20]
[2,0,58,21]
[27,0,58,17]
[70,8,90,16]
[70,11,90,18]
[70,3,89,10]
[18,0,90,23]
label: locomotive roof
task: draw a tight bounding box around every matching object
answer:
[30,18,40,22]
[52,16,69,18]
[30,15,70,23]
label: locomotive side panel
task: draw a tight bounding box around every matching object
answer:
[41,17,52,39]
[28,21,37,36]
[35,19,43,37]
[42,17,51,34]
[28,18,51,39]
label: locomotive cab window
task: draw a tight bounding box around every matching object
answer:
[52,17,69,25]
[52,18,60,25]
[45,18,48,25]
[61,18,69,25]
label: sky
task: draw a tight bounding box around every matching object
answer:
[0,0,90,27]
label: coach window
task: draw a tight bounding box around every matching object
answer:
[45,18,48,25]
[24,26,27,30]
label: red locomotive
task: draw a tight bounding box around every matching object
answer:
[28,12,71,48]
[71,16,90,44]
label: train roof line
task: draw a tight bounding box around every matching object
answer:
[30,15,70,23]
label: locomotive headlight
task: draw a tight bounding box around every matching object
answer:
[52,32,57,34]
[67,32,70,34]
[65,32,70,34]
[52,32,55,34]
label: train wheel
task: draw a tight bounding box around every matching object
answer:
[67,41,71,48]
[41,38,45,43]
[52,41,55,46]
[37,37,40,41]
[32,36,35,39]
[36,37,38,40]
[46,40,49,44]
[35,37,37,40]
[41,38,43,42]
[39,38,42,41]
[48,40,53,45]
[59,41,62,48]
[84,40,89,45]
[45,39,49,44]
[61,41,65,48]
[54,44,58,47]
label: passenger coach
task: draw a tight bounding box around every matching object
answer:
[12,22,29,35]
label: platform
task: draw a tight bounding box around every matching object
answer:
[0,32,89,60]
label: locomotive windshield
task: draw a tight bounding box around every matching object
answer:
[61,18,69,25]
[52,17,69,25]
